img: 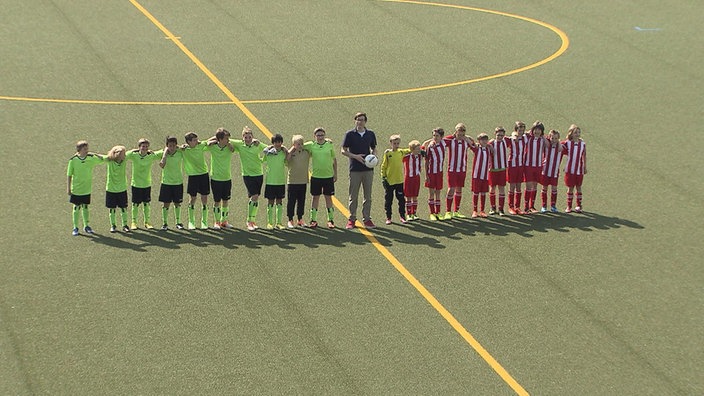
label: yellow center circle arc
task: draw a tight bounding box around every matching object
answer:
[0,0,569,106]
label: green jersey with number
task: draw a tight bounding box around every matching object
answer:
[303,141,335,179]
[67,153,104,195]
[207,143,234,181]
[231,139,265,177]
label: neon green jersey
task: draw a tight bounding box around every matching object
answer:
[67,154,104,195]
[126,150,160,188]
[231,139,265,177]
[207,143,234,181]
[182,141,209,176]
[303,141,335,179]
[106,160,128,193]
[263,148,287,186]
[161,149,184,185]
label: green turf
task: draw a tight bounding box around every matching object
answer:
[1,0,702,394]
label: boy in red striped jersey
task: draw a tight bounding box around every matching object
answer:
[507,121,527,215]
[540,130,565,213]
[422,128,446,221]
[562,124,587,213]
[402,140,423,221]
[469,133,494,218]
[488,126,508,216]
[523,121,547,214]
[442,123,471,219]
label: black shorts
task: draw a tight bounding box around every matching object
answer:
[187,173,210,196]
[106,191,128,208]
[243,175,263,197]
[264,184,286,200]
[159,184,184,204]
[70,194,91,205]
[310,177,335,196]
[211,179,232,202]
[131,186,152,204]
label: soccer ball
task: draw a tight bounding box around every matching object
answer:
[364,154,379,168]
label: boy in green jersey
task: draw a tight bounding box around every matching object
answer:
[67,140,104,236]
[182,132,210,230]
[303,127,338,229]
[125,138,161,230]
[105,145,130,233]
[158,136,185,230]
[231,126,266,231]
[263,134,289,230]
[206,128,235,229]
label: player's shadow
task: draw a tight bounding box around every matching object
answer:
[368,211,644,248]
[89,212,643,251]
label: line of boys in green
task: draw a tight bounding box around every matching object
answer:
[67,126,337,235]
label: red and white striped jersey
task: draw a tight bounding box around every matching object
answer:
[424,140,446,175]
[489,138,508,170]
[403,153,422,179]
[507,135,526,168]
[471,145,491,180]
[542,143,565,178]
[562,139,586,175]
[524,135,546,167]
[444,135,470,173]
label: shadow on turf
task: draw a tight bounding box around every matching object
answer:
[87,211,642,251]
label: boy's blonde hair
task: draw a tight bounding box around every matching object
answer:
[408,140,421,150]
[107,145,126,161]
[292,134,304,144]
[389,134,401,142]
[137,138,150,146]
[477,133,489,141]
[242,126,253,136]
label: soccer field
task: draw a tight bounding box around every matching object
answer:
[1,1,703,394]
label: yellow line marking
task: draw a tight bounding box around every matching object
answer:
[129,1,532,394]
[1,0,567,109]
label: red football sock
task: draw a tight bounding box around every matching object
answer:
[489,192,496,208]
[541,189,548,207]
[480,193,486,211]
[473,193,479,211]
[551,191,558,207]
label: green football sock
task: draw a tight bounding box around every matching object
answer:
[109,209,116,226]
[72,205,80,228]
[214,206,221,222]
[327,207,335,221]
[267,204,274,225]
[247,201,255,222]
[188,205,195,225]
[201,205,208,226]
[143,203,151,224]
[174,206,181,224]
[120,208,128,227]
[131,205,139,223]
[310,208,318,222]
[81,204,90,226]
[162,207,169,224]
[221,207,228,223]
[276,204,283,225]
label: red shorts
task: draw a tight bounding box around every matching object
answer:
[523,166,541,183]
[564,173,584,188]
[425,172,443,190]
[507,166,524,184]
[404,176,420,197]
[488,169,507,186]
[447,171,467,188]
[471,178,489,193]
[540,174,559,187]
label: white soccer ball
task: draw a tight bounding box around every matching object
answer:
[364,154,379,168]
